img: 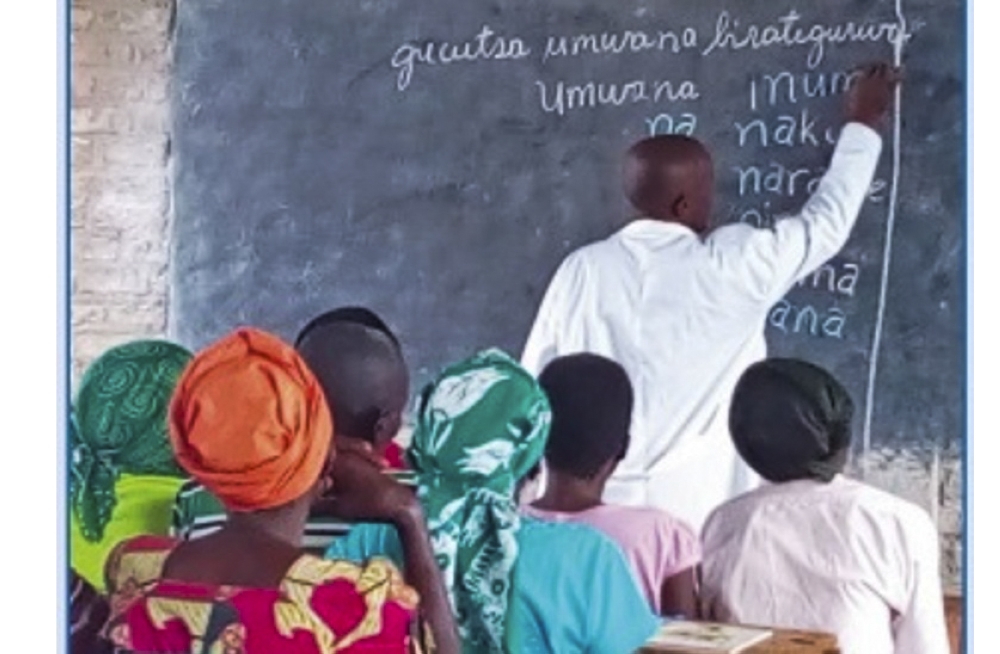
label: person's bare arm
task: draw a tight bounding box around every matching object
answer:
[392,504,461,653]
[660,567,700,619]
[319,451,461,654]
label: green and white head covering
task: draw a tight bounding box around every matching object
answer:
[409,349,551,653]
[70,340,193,542]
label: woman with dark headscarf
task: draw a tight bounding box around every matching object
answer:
[99,328,459,654]
[70,340,193,591]
[700,358,949,654]
[326,349,659,653]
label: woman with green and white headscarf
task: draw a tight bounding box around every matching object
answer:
[69,340,192,591]
[325,349,658,653]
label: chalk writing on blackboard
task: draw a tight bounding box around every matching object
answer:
[390,11,919,98]
[701,10,910,67]
[171,0,963,488]
[646,113,698,137]
[536,79,699,117]
[384,6,909,354]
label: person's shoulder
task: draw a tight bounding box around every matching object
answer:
[704,482,778,519]
[555,242,600,272]
[597,504,698,537]
[840,478,938,537]
[560,225,644,265]
[113,534,178,556]
[291,550,406,583]
[105,535,178,590]
[703,221,772,251]
[602,503,688,523]
[519,516,626,560]
[701,482,805,542]
[520,514,594,539]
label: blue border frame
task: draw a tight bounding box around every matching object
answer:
[57,1,974,652]
[962,0,972,650]
[59,0,70,652]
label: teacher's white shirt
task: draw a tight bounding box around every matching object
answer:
[521,123,883,530]
[700,476,949,654]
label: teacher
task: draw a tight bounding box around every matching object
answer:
[521,62,900,529]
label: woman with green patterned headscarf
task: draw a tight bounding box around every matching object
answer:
[69,340,192,591]
[325,349,658,653]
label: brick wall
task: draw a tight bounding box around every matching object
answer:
[71,0,173,384]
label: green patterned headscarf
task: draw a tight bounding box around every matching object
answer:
[70,340,192,542]
[409,349,551,653]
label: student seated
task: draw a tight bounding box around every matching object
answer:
[101,328,460,653]
[699,358,950,654]
[172,307,413,551]
[70,340,193,592]
[295,306,412,470]
[524,353,701,618]
[325,349,659,653]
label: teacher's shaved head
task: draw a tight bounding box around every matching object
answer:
[623,135,714,234]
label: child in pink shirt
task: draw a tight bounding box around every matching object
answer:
[525,353,701,617]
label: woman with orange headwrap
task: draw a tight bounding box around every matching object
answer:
[99,328,459,654]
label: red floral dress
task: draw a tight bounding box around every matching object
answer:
[102,536,426,653]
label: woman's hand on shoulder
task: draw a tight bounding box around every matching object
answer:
[318,450,421,526]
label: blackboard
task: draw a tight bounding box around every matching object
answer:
[168,0,965,463]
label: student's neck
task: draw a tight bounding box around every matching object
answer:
[225,505,310,548]
[531,471,605,513]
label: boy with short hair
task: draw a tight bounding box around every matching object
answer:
[525,352,701,617]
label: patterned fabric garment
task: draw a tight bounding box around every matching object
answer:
[72,474,187,591]
[408,349,551,653]
[327,517,661,654]
[71,567,112,654]
[102,536,426,653]
[70,340,193,543]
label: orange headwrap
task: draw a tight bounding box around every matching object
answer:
[168,328,334,511]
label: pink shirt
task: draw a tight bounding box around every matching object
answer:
[523,504,701,614]
[700,476,949,654]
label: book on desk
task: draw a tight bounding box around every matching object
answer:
[644,621,772,653]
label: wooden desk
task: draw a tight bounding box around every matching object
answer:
[638,625,839,654]
[945,593,963,654]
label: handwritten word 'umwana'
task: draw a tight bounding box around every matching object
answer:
[542,28,698,61]
[769,300,846,338]
[702,10,911,68]
[749,69,859,110]
[537,78,699,117]
[392,25,530,91]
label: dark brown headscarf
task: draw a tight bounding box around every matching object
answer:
[729,358,853,483]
